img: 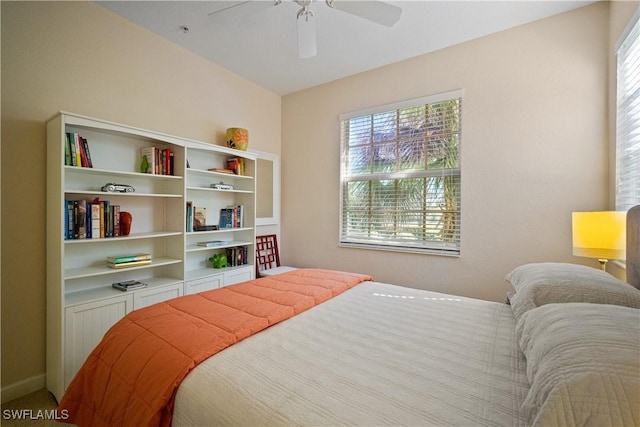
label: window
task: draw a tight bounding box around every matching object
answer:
[339,90,462,255]
[616,12,640,212]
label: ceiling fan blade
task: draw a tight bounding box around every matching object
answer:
[297,13,317,58]
[331,1,402,27]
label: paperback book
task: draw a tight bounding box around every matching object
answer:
[107,253,152,264]
[107,259,152,269]
[112,280,148,292]
[197,240,227,247]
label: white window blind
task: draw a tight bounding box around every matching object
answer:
[339,90,462,255]
[616,12,640,212]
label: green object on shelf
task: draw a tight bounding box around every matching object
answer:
[209,254,227,269]
[140,154,148,173]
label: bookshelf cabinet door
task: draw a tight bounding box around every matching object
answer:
[223,266,254,286]
[133,282,183,309]
[184,274,224,295]
[63,295,133,390]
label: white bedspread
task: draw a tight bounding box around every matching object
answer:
[173,281,529,426]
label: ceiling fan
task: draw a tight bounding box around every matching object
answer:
[209,1,402,59]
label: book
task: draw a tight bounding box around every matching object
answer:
[68,133,77,166]
[194,207,206,228]
[225,246,248,267]
[112,205,121,237]
[112,280,148,292]
[197,240,227,247]
[99,201,105,238]
[107,253,152,264]
[81,137,93,168]
[194,224,218,232]
[90,203,101,239]
[73,133,82,167]
[186,201,193,232]
[72,200,79,239]
[140,147,156,174]
[64,134,72,166]
[219,208,235,229]
[65,200,74,240]
[77,200,87,239]
[226,157,245,175]
[77,134,88,167]
[104,200,112,238]
[107,259,152,269]
[208,168,234,174]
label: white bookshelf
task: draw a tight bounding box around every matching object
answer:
[46,112,256,402]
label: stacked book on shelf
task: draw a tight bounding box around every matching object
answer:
[219,205,244,229]
[107,253,152,269]
[112,280,148,292]
[65,199,122,240]
[140,146,175,175]
[65,132,93,168]
[226,157,245,175]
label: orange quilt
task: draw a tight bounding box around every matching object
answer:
[57,269,373,427]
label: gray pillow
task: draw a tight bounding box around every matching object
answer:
[505,262,640,322]
[516,303,640,426]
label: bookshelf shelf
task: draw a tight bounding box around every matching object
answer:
[65,277,183,307]
[186,240,253,252]
[186,186,254,194]
[64,257,182,280]
[65,165,183,180]
[64,190,183,198]
[187,167,253,180]
[47,111,257,402]
[64,231,183,244]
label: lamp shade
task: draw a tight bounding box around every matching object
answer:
[572,211,626,260]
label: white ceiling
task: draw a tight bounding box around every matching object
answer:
[97,0,595,95]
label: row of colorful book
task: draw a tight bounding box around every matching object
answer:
[65,199,122,240]
[226,157,245,175]
[225,246,248,267]
[140,146,175,175]
[219,205,244,228]
[65,132,93,168]
[107,253,152,270]
[186,203,245,231]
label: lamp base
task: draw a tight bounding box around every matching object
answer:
[597,258,609,272]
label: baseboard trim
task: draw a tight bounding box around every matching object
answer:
[1,374,46,404]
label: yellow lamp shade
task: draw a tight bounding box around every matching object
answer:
[572,211,626,260]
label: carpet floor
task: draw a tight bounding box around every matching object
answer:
[1,389,66,427]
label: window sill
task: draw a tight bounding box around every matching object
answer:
[613,260,626,270]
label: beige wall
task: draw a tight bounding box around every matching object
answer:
[1,2,281,396]
[281,2,612,301]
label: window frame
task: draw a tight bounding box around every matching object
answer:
[615,11,640,212]
[338,89,463,256]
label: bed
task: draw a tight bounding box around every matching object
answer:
[58,206,640,427]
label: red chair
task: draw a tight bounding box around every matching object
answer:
[255,234,297,277]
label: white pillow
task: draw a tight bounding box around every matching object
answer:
[516,303,640,427]
[505,262,640,322]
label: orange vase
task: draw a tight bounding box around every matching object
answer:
[226,128,249,151]
[120,211,132,236]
